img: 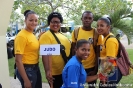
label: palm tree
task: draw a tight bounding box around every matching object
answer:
[110,7,133,44]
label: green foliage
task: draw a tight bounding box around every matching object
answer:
[11,0,133,43]
[7,27,11,32]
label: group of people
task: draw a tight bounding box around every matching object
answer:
[14,9,133,88]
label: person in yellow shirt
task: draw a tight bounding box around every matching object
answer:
[15,10,42,88]
[71,11,103,88]
[39,12,71,88]
[97,17,122,88]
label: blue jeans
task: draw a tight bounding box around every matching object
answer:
[16,65,42,88]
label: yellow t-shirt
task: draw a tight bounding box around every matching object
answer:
[39,30,71,75]
[100,33,119,58]
[100,33,119,66]
[15,29,39,64]
[72,27,103,69]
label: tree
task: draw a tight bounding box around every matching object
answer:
[11,0,133,43]
[12,0,83,33]
[77,0,133,44]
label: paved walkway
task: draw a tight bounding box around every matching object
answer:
[10,77,49,88]
[120,35,133,49]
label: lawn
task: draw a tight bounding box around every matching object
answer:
[8,49,133,87]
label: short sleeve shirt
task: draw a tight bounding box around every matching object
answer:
[61,56,87,88]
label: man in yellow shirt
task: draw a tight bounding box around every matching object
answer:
[71,11,102,88]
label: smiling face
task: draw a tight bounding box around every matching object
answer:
[97,20,110,37]
[81,12,93,28]
[50,17,61,32]
[25,14,38,32]
[76,43,90,61]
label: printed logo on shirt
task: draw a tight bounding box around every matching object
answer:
[16,50,20,52]
[80,83,84,87]
[71,82,77,84]
[88,38,93,44]
[100,45,102,51]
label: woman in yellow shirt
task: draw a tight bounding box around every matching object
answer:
[97,17,122,88]
[15,10,42,88]
[39,12,71,88]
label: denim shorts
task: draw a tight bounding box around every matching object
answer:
[16,65,42,88]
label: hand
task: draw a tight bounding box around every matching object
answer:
[24,79,32,88]
[98,73,107,82]
[130,64,133,69]
[46,71,54,83]
[88,71,97,76]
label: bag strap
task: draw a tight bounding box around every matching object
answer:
[93,28,99,51]
[74,27,80,42]
[104,35,115,48]
[104,35,122,57]
[104,35,131,66]
[104,35,121,57]
[49,30,68,64]
[93,28,99,46]
[50,30,61,44]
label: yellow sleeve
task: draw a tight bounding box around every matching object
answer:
[97,35,103,45]
[106,38,118,58]
[71,30,76,43]
[39,33,51,45]
[15,36,27,54]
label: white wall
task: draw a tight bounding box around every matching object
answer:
[0,0,14,88]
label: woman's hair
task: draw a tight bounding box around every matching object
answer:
[98,17,112,26]
[24,10,36,19]
[76,39,90,49]
[47,12,63,25]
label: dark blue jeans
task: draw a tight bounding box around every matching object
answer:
[16,65,42,88]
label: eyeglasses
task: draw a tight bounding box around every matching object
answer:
[50,21,61,24]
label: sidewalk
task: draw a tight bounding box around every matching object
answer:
[10,77,49,88]
[120,35,133,49]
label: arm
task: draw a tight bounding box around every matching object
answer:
[15,36,31,88]
[86,75,98,82]
[15,54,31,88]
[129,61,133,69]
[42,55,53,83]
[71,31,76,56]
[94,35,103,73]
[71,42,76,56]
[66,66,80,88]
[93,45,100,75]
[39,33,54,86]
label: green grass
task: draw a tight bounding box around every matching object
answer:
[8,49,133,85]
[127,49,133,62]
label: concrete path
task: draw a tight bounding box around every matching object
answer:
[10,77,50,88]
[120,35,133,49]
